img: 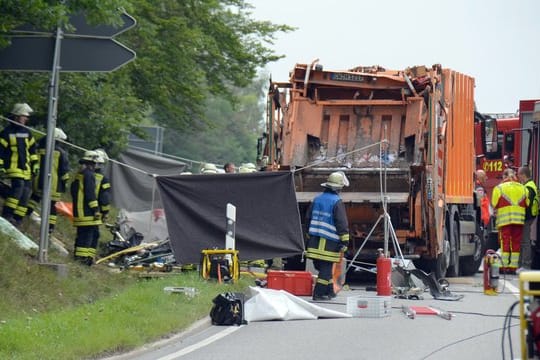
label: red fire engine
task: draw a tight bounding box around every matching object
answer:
[475,99,540,249]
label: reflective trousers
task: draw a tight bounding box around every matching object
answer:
[74,225,100,266]
[312,259,333,297]
[499,224,523,272]
[2,178,32,222]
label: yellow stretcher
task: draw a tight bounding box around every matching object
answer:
[200,249,239,282]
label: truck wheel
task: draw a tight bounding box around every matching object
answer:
[446,219,460,277]
[434,229,451,279]
[486,232,499,251]
[460,227,486,276]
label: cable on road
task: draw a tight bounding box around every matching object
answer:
[502,300,519,360]
[450,289,520,296]
[419,323,519,360]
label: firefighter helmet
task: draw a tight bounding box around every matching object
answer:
[94,148,109,164]
[201,163,218,174]
[80,150,99,163]
[239,163,257,173]
[321,171,349,190]
[54,128,67,140]
[11,103,33,117]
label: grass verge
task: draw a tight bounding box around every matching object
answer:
[0,231,252,360]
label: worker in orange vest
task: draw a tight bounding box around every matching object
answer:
[475,169,491,228]
[491,168,529,273]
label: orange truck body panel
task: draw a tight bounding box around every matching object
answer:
[442,69,476,204]
[263,62,479,274]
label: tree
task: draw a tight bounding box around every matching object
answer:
[0,0,129,47]
[163,74,268,169]
[124,0,292,131]
[0,0,293,156]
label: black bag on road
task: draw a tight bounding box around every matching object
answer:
[209,292,246,326]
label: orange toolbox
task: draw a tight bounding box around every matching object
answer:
[266,270,313,296]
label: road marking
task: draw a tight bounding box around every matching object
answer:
[156,326,243,360]
[503,279,520,299]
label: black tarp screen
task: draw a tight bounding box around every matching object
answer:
[107,148,186,211]
[156,171,305,264]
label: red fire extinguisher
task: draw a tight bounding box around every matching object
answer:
[483,249,501,295]
[376,248,392,296]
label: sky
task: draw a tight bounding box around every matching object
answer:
[249,0,540,114]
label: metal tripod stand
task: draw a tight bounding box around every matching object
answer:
[345,197,405,273]
[345,136,406,274]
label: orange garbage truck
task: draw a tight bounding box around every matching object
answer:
[260,61,484,278]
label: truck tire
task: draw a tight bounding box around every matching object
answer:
[446,218,460,277]
[434,229,451,279]
[486,231,499,251]
[460,226,486,276]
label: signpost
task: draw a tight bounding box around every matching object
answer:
[0,11,137,264]
[12,12,136,38]
[0,36,135,72]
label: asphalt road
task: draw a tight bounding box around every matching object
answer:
[105,272,526,360]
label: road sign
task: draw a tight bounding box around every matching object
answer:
[0,12,138,262]
[0,36,135,72]
[12,12,136,38]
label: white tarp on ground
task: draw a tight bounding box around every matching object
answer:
[0,216,38,250]
[244,286,351,322]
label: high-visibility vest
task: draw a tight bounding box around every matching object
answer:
[524,179,539,219]
[491,180,528,228]
[475,182,491,226]
[308,191,341,242]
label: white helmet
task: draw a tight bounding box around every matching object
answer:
[11,103,33,117]
[321,171,349,190]
[80,150,99,163]
[239,163,257,173]
[201,163,218,174]
[94,148,109,164]
[54,128,67,140]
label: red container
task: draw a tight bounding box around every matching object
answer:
[266,270,313,296]
[376,255,392,296]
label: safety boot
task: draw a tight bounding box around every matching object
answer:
[327,284,337,298]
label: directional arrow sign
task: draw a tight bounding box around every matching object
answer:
[12,11,136,38]
[0,36,136,72]
[65,12,136,37]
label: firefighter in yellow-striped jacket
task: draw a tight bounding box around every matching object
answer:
[93,149,111,221]
[71,150,103,266]
[0,103,38,226]
[27,128,70,233]
[305,171,350,301]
